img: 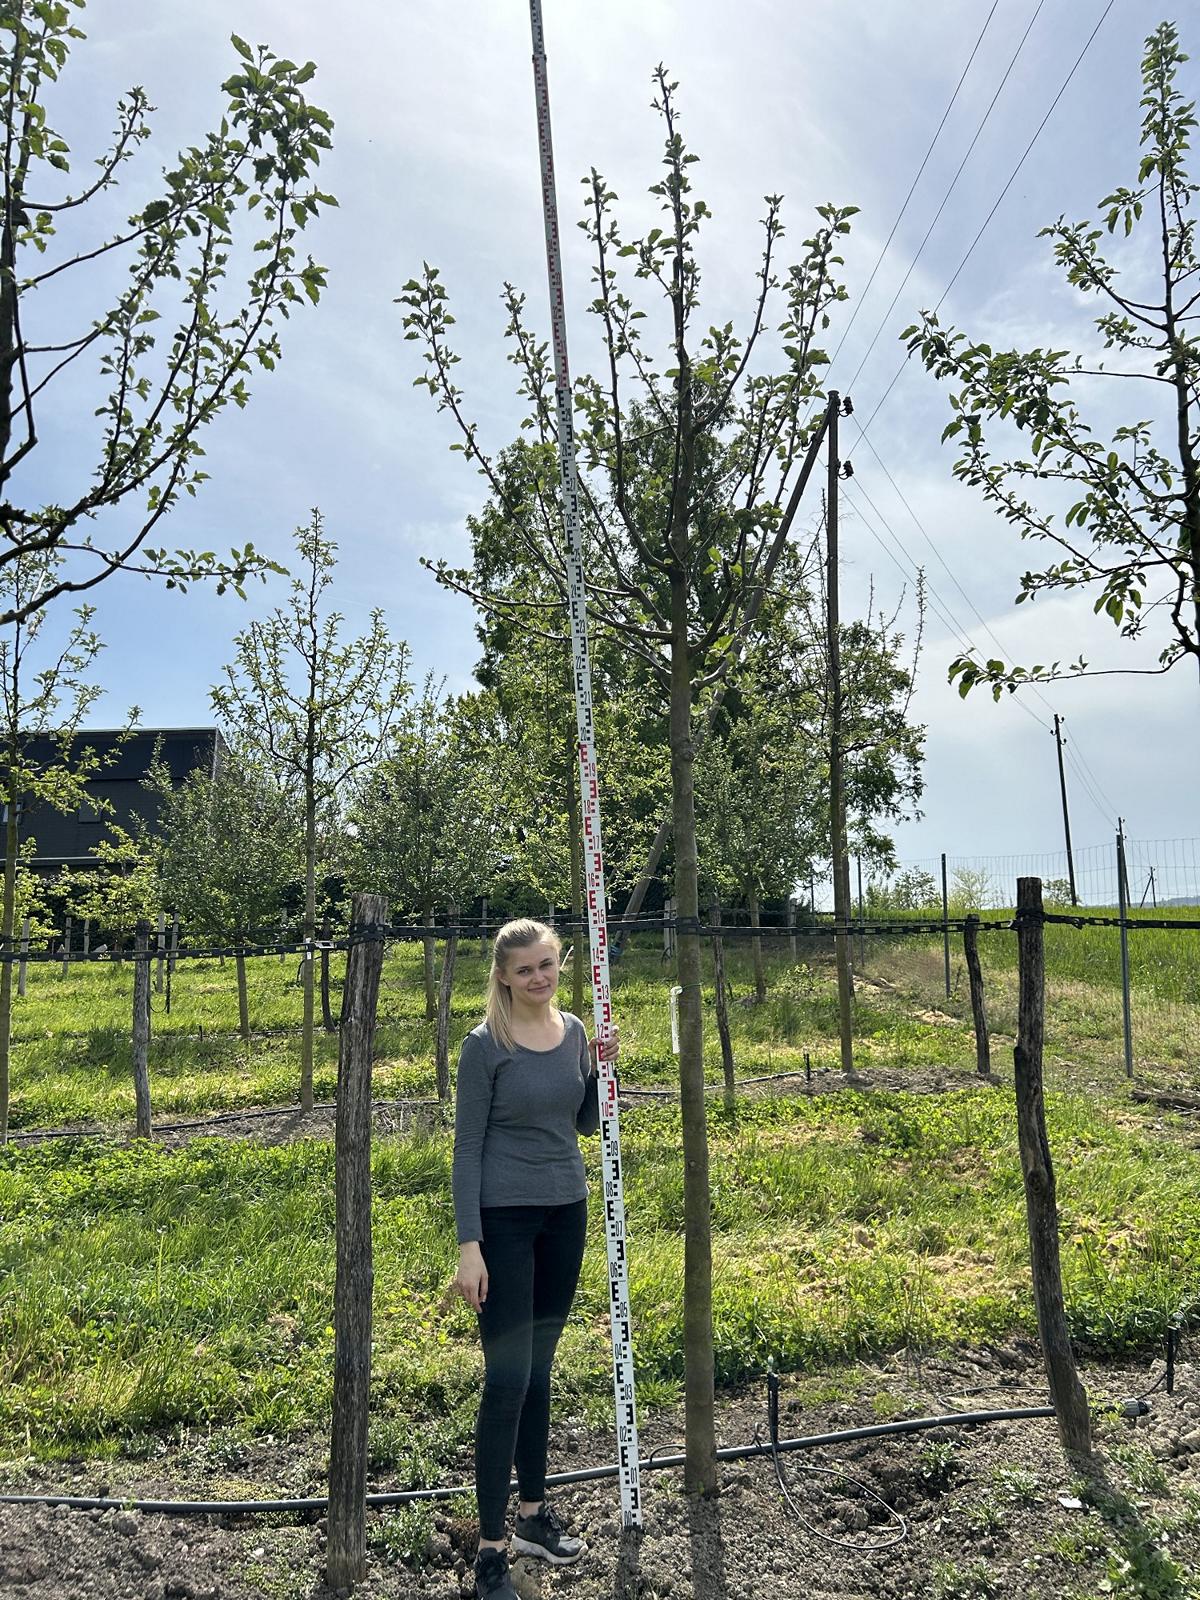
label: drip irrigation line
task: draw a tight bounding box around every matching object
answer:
[0,1399,1158,1521]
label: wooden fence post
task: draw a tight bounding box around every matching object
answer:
[132,920,152,1139]
[787,896,797,963]
[17,917,29,999]
[327,893,387,1590]
[61,914,72,980]
[155,911,166,993]
[941,852,951,998]
[1014,877,1093,1471]
[82,917,90,959]
[963,914,991,1078]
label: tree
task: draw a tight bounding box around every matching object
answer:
[0,3,336,626]
[149,745,301,1041]
[212,514,410,1110]
[0,548,113,1140]
[471,618,669,1016]
[904,23,1200,696]
[698,579,925,1002]
[62,822,161,956]
[696,674,823,1005]
[401,69,854,1491]
[347,676,504,1096]
[949,865,997,914]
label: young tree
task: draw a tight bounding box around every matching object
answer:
[904,22,1200,696]
[211,514,410,1110]
[0,3,335,626]
[472,620,668,1015]
[401,70,853,1490]
[0,549,113,1140]
[62,822,161,957]
[149,746,301,1041]
[696,676,823,1005]
[347,676,505,1096]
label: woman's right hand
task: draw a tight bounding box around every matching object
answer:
[454,1242,489,1312]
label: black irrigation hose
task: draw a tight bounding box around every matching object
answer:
[0,1400,1157,1520]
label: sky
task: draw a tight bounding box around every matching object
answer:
[13,0,1200,894]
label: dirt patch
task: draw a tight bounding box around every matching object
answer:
[1,1347,1196,1599]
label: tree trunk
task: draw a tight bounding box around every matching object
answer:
[670,568,716,1496]
[964,915,990,1078]
[435,907,459,1102]
[1014,877,1094,1472]
[747,885,765,1005]
[423,902,437,1022]
[320,919,338,1032]
[327,893,387,1589]
[236,950,250,1044]
[132,920,152,1139]
[567,754,585,1020]
[301,791,316,1112]
[0,784,17,1143]
[710,898,735,1112]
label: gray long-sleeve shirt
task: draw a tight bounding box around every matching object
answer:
[452,1012,600,1245]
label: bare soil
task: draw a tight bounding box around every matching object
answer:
[1,1346,1197,1600]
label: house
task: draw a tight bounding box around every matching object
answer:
[15,727,226,872]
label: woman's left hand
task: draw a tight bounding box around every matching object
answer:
[589,1027,620,1071]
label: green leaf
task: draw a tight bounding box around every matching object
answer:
[230,32,254,61]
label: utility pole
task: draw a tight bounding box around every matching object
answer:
[827,392,854,1075]
[1053,716,1078,906]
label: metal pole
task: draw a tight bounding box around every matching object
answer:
[941,853,951,998]
[826,393,854,1073]
[1052,716,1078,906]
[1116,823,1134,1079]
[528,0,639,1526]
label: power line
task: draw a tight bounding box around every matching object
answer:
[843,0,1047,402]
[824,0,1001,385]
[855,0,1117,442]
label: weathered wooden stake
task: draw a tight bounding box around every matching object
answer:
[964,914,991,1078]
[155,911,166,993]
[82,917,90,958]
[327,893,387,1590]
[61,914,72,980]
[1014,878,1093,1471]
[132,920,152,1139]
[17,917,29,999]
[787,896,797,963]
[168,912,179,976]
[710,899,735,1111]
[941,852,951,998]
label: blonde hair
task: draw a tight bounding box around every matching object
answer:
[485,918,562,1049]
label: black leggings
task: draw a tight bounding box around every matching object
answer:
[474,1198,588,1541]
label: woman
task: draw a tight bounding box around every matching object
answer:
[452,917,617,1600]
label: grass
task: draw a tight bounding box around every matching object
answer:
[1,1081,1198,1461]
[0,926,1198,1481]
[7,911,1198,1130]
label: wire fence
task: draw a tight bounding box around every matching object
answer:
[871,836,1200,911]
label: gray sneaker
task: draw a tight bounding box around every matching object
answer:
[512,1502,585,1565]
[475,1546,519,1598]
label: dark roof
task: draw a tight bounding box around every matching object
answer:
[16,728,226,869]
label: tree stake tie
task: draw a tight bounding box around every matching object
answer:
[528,0,641,1529]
